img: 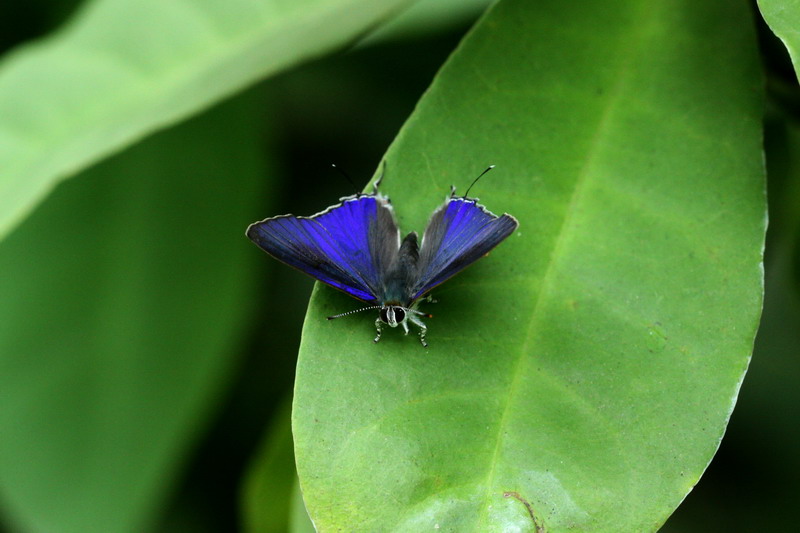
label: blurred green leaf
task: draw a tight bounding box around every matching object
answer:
[289,481,315,533]
[0,89,270,533]
[242,398,295,533]
[0,0,413,242]
[241,396,316,533]
[290,0,765,531]
[361,0,491,44]
[759,0,800,81]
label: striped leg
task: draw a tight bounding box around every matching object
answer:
[408,314,428,348]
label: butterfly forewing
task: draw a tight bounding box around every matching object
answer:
[412,197,518,300]
[246,194,400,303]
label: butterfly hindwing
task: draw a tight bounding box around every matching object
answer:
[246,194,400,303]
[412,197,518,300]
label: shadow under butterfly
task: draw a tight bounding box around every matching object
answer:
[246,165,519,347]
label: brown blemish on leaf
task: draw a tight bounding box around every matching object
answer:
[503,491,546,532]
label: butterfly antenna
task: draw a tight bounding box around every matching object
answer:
[327,305,382,320]
[463,165,496,198]
[331,163,360,196]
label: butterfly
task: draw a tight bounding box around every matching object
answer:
[246,165,518,347]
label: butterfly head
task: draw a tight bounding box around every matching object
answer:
[379,305,406,328]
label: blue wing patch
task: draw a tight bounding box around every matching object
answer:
[412,197,518,300]
[246,194,400,303]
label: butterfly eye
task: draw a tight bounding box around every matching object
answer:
[379,308,389,324]
[393,307,406,323]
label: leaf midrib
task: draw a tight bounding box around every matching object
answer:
[475,6,652,527]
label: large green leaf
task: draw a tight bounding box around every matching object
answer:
[759,0,800,80]
[659,122,800,533]
[0,0,412,242]
[291,0,765,531]
[0,90,269,533]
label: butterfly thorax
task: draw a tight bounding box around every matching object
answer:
[379,232,419,309]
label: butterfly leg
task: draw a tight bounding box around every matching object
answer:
[374,318,383,343]
[408,314,429,348]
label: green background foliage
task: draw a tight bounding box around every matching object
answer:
[0,0,796,531]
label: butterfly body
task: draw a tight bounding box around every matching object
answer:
[379,232,418,304]
[246,169,518,347]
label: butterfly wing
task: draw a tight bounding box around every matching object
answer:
[246,194,400,303]
[411,197,518,301]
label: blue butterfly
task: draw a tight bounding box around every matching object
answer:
[246,166,518,347]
